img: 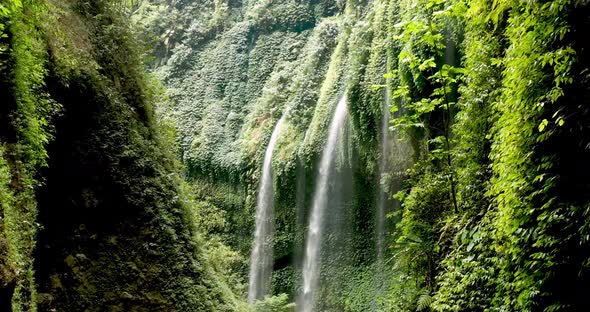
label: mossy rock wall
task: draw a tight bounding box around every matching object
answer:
[150,0,408,308]
[0,0,243,310]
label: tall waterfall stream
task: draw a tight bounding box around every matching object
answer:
[248,115,286,303]
[300,96,349,312]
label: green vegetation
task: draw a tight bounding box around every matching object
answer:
[0,0,588,311]
[0,0,244,310]
[133,0,589,310]
[384,0,590,310]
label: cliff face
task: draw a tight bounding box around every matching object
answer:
[148,0,402,308]
[0,1,241,310]
[147,0,590,310]
[1,0,588,311]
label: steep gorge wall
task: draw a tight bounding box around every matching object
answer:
[149,0,408,308]
[0,1,242,310]
[148,0,590,310]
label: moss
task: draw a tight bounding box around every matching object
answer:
[1,0,245,310]
[140,0,406,307]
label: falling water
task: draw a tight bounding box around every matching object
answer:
[371,84,394,311]
[376,85,392,265]
[248,115,286,304]
[300,96,348,312]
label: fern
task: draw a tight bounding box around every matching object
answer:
[417,290,433,311]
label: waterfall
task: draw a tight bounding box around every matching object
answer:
[372,85,394,311]
[377,85,392,265]
[300,96,348,312]
[248,115,286,304]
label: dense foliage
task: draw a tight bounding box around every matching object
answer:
[132,0,590,310]
[386,0,590,310]
[0,0,245,310]
[0,0,588,311]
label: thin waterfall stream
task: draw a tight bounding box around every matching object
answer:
[372,85,394,310]
[377,85,392,265]
[248,114,286,304]
[300,96,349,312]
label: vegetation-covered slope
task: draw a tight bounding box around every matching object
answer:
[0,0,243,310]
[139,0,590,310]
[0,0,588,311]
[386,0,590,309]
[140,1,399,308]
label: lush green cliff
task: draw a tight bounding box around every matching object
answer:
[143,0,403,309]
[0,1,243,310]
[142,0,590,310]
[0,0,589,311]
